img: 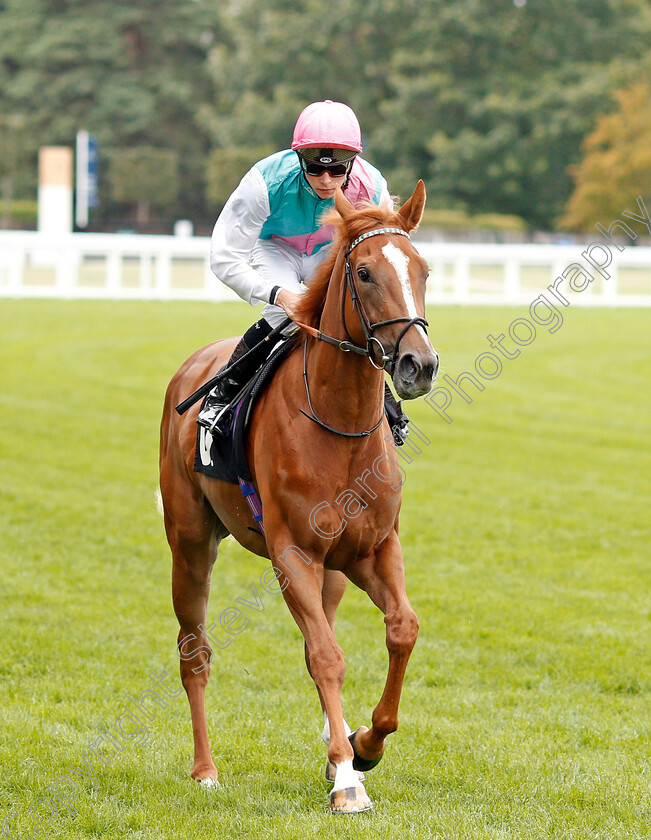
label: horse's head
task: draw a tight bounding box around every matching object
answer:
[332,181,439,400]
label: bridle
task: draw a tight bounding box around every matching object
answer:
[343,227,429,372]
[298,227,429,438]
[298,227,429,373]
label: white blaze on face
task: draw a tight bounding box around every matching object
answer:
[381,242,428,341]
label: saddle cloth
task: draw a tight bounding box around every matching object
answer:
[193,334,298,487]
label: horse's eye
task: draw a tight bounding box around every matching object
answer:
[357,267,372,283]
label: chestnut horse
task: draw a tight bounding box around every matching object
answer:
[159,181,438,813]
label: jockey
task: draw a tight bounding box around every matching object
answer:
[198,99,408,443]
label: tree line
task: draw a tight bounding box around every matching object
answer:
[0,0,649,232]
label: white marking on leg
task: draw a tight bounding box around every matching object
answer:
[198,778,220,788]
[322,712,352,745]
[382,242,429,342]
[332,759,363,793]
[322,712,330,744]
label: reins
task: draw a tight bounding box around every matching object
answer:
[297,227,429,438]
[299,340,386,438]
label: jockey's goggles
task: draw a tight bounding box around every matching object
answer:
[302,159,351,177]
[298,148,356,178]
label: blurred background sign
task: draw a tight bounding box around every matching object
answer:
[38,146,73,235]
[76,130,99,229]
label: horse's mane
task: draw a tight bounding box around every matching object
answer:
[294,200,403,329]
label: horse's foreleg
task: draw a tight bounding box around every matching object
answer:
[302,570,361,783]
[350,598,419,765]
[345,534,419,769]
[303,569,348,724]
[277,555,371,813]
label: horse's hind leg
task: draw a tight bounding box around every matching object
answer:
[163,478,225,784]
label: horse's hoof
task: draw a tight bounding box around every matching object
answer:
[192,766,220,787]
[324,759,364,783]
[348,728,384,772]
[330,785,372,814]
[197,777,220,789]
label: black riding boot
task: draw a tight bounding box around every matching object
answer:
[384,382,410,446]
[197,319,274,435]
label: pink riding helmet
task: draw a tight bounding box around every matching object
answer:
[291,100,363,154]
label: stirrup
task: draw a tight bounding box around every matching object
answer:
[391,413,409,446]
[196,399,234,437]
[384,386,409,446]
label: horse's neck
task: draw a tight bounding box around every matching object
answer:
[305,261,385,439]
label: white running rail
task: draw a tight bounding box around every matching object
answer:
[1,231,649,306]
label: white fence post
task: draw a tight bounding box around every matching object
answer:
[454,257,469,303]
[140,251,153,292]
[106,249,121,295]
[504,258,520,303]
[5,248,25,293]
[154,251,172,297]
[602,261,618,304]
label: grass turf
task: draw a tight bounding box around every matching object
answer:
[0,300,649,839]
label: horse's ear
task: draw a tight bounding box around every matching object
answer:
[334,186,356,220]
[397,179,426,232]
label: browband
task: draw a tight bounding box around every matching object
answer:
[346,227,410,255]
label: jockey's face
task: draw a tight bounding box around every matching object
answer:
[305,169,347,200]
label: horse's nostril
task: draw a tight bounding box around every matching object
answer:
[397,353,418,382]
[421,362,435,382]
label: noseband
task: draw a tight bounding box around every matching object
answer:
[298,227,429,438]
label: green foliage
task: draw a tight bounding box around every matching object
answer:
[373,0,651,227]
[0,199,38,226]
[0,114,28,178]
[561,82,651,231]
[0,0,649,227]
[206,144,275,212]
[473,213,528,233]
[108,147,179,225]
[419,207,527,232]
[0,114,31,211]
[108,147,179,206]
[199,0,651,228]
[420,208,475,230]
[0,0,219,221]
